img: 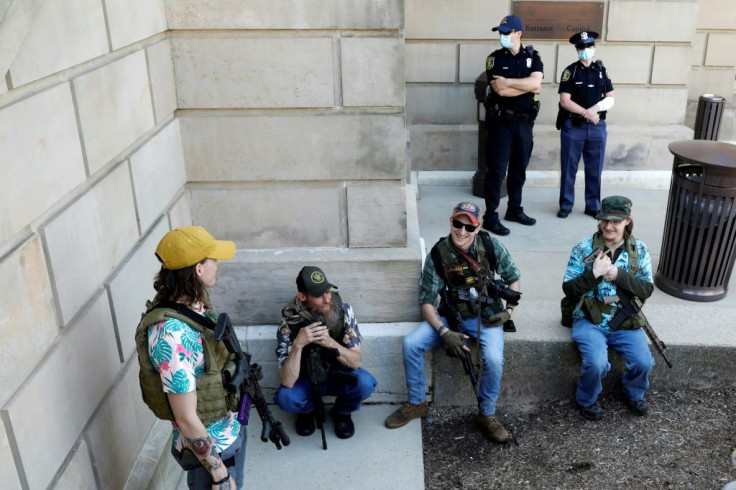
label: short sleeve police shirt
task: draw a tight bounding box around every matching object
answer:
[485,45,543,112]
[558,61,614,108]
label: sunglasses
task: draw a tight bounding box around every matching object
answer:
[452,219,479,232]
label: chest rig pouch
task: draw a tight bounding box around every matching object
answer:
[430,233,499,320]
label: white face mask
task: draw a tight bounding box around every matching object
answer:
[578,47,595,61]
[499,34,514,49]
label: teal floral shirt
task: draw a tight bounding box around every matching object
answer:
[148,317,240,451]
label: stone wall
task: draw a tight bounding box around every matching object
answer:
[0,0,182,488]
[0,1,417,488]
[0,0,733,487]
[164,0,421,326]
[405,0,735,172]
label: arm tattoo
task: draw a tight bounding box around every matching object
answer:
[185,436,223,472]
[187,436,212,456]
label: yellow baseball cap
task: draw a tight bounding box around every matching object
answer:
[155,226,236,270]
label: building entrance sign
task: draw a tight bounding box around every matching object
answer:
[513,1,604,40]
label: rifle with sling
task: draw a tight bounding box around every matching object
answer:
[437,287,482,412]
[151,302,290,450]
[214,313,291,448]
[306,345,330,450]
[304,344,358,450]
[604,292,673,368]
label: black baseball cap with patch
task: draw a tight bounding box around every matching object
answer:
[296,266,337,297]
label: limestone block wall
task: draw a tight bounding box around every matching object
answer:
[405,0,735,173]
[165,0,422,325]
[0,1,186,488]
[687,0,736,139]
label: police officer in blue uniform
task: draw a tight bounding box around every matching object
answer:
[482,14,544,236]
[557,31,615,219]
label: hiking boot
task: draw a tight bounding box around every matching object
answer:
[626,397,648,416]
[475,414,509,443]
[578,401,603,421]
[295,411,316,436]
[330,407,355,439]
[384,402,429,429]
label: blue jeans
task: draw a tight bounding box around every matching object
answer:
[571,317,654,407]
[173,423,247,489]
[274,367,377,414]
[402,317,504,416]
[559,118,607,213]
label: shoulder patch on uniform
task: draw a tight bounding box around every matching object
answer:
[561,69,570,82]
[536,51,542,62]
[486,57,494,70]
[605,70,611,79]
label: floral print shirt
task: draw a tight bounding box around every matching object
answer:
[275,301,361,367]
[148,317,240,451]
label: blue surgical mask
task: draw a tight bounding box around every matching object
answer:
[578,47,595,61]
[499,34,514,49]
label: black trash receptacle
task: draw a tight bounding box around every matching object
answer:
[655,140,736,301]
[693,94,725,141]
[472,72,506,199]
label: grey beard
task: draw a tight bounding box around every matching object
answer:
[312,306,341,331]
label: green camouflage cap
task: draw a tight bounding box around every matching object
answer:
[596,196,632,221]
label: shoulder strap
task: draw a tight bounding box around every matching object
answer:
[430,237,446,281]
[431,233,498,276]
[149,300,216,331]
[591,233,638,273]
[525,45,534,57]
[626,236,638,274]
[478,231,498,273]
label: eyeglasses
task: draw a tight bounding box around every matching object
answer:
[452,219,479,232]
[600,219,623,226]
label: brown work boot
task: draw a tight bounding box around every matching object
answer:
[475,414,509,443]
[384,402,429,429]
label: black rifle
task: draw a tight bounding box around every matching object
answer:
[306,345,330,450]
[438,287,482,412]
[304,345,357,450]
[214,313,291,449]
[606,293,673,368]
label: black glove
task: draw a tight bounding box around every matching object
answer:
[441,330,466,358]
[485,310,511,328]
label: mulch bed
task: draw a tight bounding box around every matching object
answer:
[423,387,736,489]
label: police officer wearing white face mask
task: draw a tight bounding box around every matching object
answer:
[556,31,615,220]
[482,14,544,237]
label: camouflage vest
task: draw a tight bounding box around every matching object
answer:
[560,233,639,327]
[283,292,345,377]
[432,233,498,319]
[134,300,238,426]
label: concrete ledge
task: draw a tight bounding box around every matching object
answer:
[239,297,736,410]
[210,186,424,325]
[123,420,179,490]
[416,170,673,189]
[242,323,427,404]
